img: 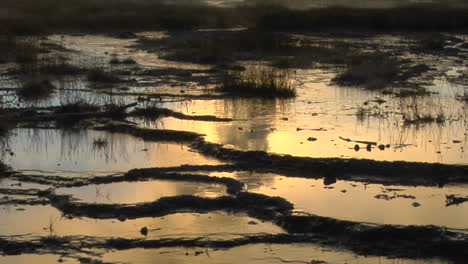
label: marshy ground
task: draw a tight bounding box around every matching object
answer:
[1,1,468,264]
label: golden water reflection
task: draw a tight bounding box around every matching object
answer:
[3,128,220,171]
[102,244,451,264]
[55,180,228,204]
[211,172,468,229]
[0,205,283,239]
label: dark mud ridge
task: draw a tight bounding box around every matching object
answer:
[94,123,203,143]
[43,191,292,220]
[190,139,468,186]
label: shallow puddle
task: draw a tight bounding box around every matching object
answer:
[211,171,468,229]
[102,244,451,264]
[2,128,220,171]
[0,205,283,239]
[0,255,79,264]
[55,180,227,203]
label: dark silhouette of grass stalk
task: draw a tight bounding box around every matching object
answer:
[218,67,296,98]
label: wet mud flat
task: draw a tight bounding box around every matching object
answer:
[1,22,468,264]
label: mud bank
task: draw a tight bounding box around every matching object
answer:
[94,123,203,143]
[1,227,467,263]
[190,139,468,186]
[44,191,293,220]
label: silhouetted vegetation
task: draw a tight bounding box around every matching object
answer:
[218,67,296,98]
[54,100,101,114]
[1,1,465,35]
[257,5,468,31]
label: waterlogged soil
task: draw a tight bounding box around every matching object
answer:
[1,30,468,263]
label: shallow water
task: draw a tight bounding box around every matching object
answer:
[207,171,468,229]
[1,32,468,263]
[2,128,220,171]
[55,180,228,203]
[102,244,451,264]
[0,205,283,239]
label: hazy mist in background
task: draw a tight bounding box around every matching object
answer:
[166,0,465,8]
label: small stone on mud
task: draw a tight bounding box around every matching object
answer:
[307,137,317,142]
[354,145,360,151]
[140,226,148,236]
[412,202,421,207]
[378,144,385,150]
[180,90,185,93]
[248,221,258,225]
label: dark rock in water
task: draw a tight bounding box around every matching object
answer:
[386,144,391,148]
[323,176,337,186]
[366,144,372,152]
[378,144,385,150]
[140,226,148,236]
[412,202,421,207]
[248,221,258,225]
[354,144,360,151]
[118,215,127,222]
[453,140,462,144]
[307,137,317,142]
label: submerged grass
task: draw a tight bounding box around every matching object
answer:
[151,31,295,64]
[332,52,401,90]
[218,67,296,98]
[86,68,120,83]
[0,35,39,63]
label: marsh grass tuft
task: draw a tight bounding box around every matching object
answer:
[55,100,101,114]
[17,78,55,101]
[92,137,108,150]
[218,67,296,98]
[400,96,447,126]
